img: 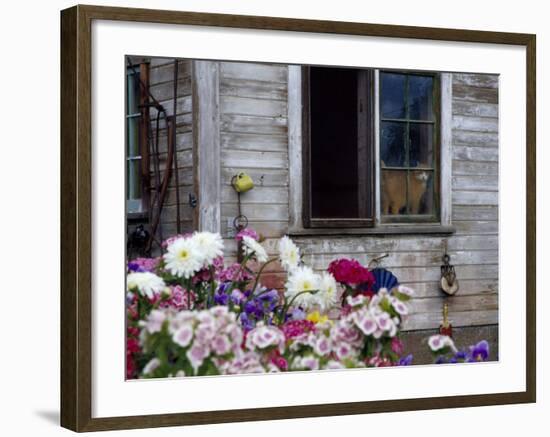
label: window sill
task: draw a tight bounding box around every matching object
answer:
[288,224,455,237]
[127,211,148,222]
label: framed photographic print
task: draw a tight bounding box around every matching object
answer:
[60,4,536,432]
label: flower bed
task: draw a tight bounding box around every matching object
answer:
[126,230,488,378]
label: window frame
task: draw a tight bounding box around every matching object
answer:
[378,69,441,224]
[301,66,376,228]
[125,62,151,218]
[288,66,453,236]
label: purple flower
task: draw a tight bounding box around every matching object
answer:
[214,292,229,306]
[230,289,245,305]
[240,312,254,330]
[454,350,468,361]
[290,308,306,321]
[469,340,490,361]
[127,262,142,272]
[244,300,258,315]
[127,257,159,273]
[397,354,413,366]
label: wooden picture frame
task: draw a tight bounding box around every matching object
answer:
[60,4,536,432]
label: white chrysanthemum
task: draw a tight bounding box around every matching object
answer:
[285,266,321,310]
[191,231,223,266]
[316,271,339,312]
[163,237,204,278]
[127,272,166,299]
[241,235,268,263]
[278,235,300,271]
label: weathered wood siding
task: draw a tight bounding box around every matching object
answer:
[143,60,498,333]
[215,63,499,333]
[218,62,290,239]
[147,58,196,238]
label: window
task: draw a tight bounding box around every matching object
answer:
[380,72,439,222]
[303,67,375,228]
[301,66,441,230]
[126,64,146,214]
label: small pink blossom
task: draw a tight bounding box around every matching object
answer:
[172,325,193,348]
[211,335,231,355]
[236,228,259,241]
[186,344,210,371]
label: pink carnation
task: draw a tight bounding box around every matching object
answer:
[391,337,404,355]
[127,257,160,273]
[160,285,195,310]
[218,263,253,283]
[193,256,224,283]
[281,320,316,341]
[161,233,193,248]
[236,228,259,241]
[328,258,375,287]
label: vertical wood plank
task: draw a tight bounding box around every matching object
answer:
[287,65,303,232]
[373,70,381,225]
[357,70,369,218]
[440,73,453,226]
[192,61,221,233]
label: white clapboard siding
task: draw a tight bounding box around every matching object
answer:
[222,167,289,187]
[220,78,288,101]
[403,310,498,331]
[453,130,498,148]
[452,175,498,191]
[221,62,288,83]
[453,160,498,176]
[149,63,500,332]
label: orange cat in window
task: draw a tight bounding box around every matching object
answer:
[381,166,430,215]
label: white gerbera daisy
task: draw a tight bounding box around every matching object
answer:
[163,237,204,278]
[285,266,321,310]
[316,272,339,312]
[126,272,166,299]
[278,235,300,271]
[191,231,224,266]
[241,235,268,263]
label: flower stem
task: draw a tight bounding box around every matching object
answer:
[249,258,278,298]
[226,253,252,295]
[279,289,319,324]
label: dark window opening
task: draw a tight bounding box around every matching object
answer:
[304,66,374,228]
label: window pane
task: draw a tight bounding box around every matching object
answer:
[127,71,140,115]
[408,76,434,120]
[409,170,434,215]
[381,121,406,167]
[409,123,433,168]
[127,159,141,200]
[381,73,406,119]
[381,170,407,215]
[310,67,359,218]
[127,117,140,158]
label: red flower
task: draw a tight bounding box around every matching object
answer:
[268,350,289,371]
[328,258,375,287]
[281,320,316,341]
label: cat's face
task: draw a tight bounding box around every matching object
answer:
[414,171,429,182]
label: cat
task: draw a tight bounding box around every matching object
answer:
[381,166,430,215]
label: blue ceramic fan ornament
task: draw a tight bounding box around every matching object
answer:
[371,268,399,292]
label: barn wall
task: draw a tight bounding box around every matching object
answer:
[216,61,499,333]
[147,58,196,240]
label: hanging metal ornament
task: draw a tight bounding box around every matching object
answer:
[231,172,254,262]
[440,254,459,295]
